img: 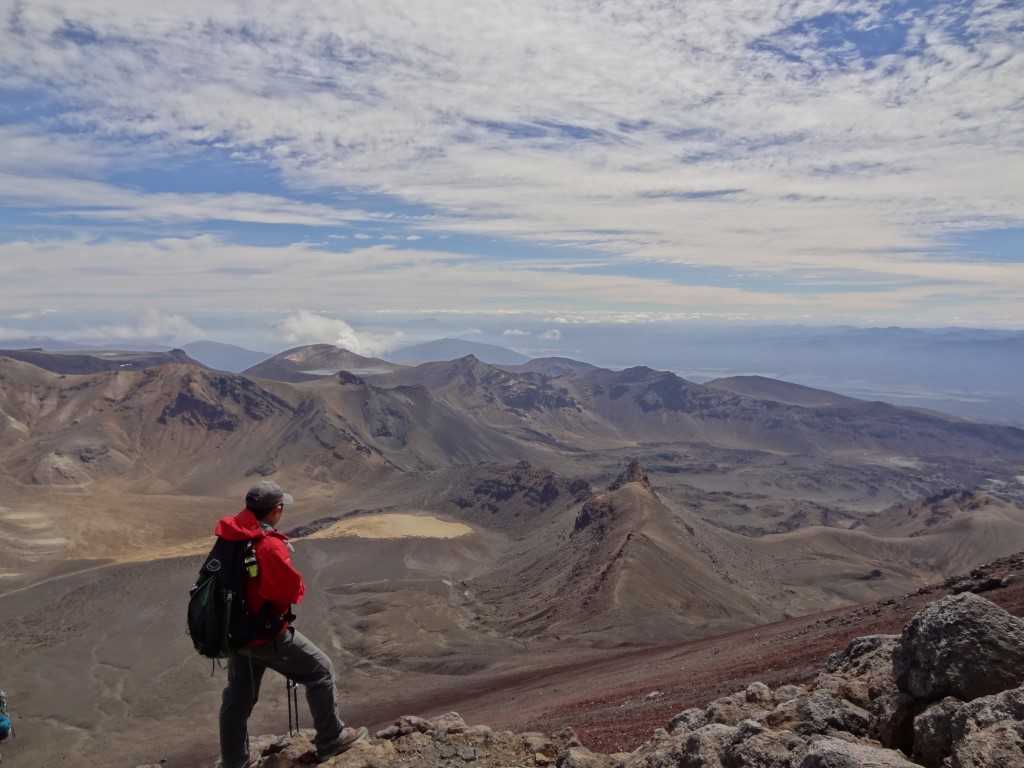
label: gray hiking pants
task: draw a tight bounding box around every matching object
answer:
[219,628,345,768]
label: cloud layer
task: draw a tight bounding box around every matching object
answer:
[0,0,1022,328]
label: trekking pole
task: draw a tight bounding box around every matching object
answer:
[286,677,300,735]
[286,678,293,735]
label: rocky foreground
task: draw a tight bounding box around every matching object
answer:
[189,590,1024,768]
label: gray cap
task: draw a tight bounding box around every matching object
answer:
[245,480,294,513]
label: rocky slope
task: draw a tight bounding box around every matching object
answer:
[184,590,1023,768]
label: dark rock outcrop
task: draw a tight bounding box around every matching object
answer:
[798,736,921,767]
[608,459,652,491]
[913,697,962,767]
[893,593,1024,701]
[946,685,1024,768]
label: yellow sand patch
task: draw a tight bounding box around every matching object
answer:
[117,539,212,564]
[306,513,472,541]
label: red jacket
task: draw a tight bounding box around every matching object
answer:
[214,508,305,643]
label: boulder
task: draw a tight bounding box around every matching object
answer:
[668,707,708,735]
[893,594,1024,702]
[258,731,398,768]
[430,711,468,734]
[815,634,918,749]
[555,726,583,749]
[558,746,620,768]
[774,685,807,704]
[912,697,961,767]
[679,723,738,768]
[524,732,557,756]
[765,690,871,738]
[746,683,774,706]
[722,719,807,768]
[798,736,923,767]
[947,685,1024,768]
[818,635,900,709]
[375,724,402,740]
[466,724,494,742]
[396,715,432,735]
[706,692,769,726]
[871,692,919,754]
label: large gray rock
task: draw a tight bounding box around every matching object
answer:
[912,697,961,767]
[680,723,738,768]
[429,711,468,734]
[815,634,918,751]
[623,724,735,768]
[798,736,924,767]
[774,685,807,704]
[765,690,871,738]
[668,707,708,736]
[893,594,1024,702]
[722,720,807,768]
[705,691,769,726]
[947,685,1024,768]
[746,683,775,706]
[819,635,900,709]
[872,692,919,754]
[558,746,621,768]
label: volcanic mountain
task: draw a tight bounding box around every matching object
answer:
[363,356,1024,464]
[386,338,529,365]
[705,374,859,408]
[0,346,201,374]
[245,344,403,382]
[181,340,271,372]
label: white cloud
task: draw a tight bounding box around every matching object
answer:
[539,328,562,341]
[503,328,530,336]
[405,235,422,241]
[276,310,402,355]
[0,326,38,340]
[64,309,204,343]
[0,1,1022,323]
[277,310,364,351]
[5,236,1018,328]
[0,173,380,226]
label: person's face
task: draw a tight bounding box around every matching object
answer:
[266,502,285,527]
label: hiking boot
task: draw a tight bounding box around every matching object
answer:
[316,726,367,762]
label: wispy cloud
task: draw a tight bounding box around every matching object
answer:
[63,309,203,342]
[0,1,1022,324]
[0,173,382,226]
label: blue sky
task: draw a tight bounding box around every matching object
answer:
[0,0,1022,354]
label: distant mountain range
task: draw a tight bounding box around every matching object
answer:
[7,325,1024,425]
[386,338,529,365]
[0,336,88,350]
[181,340,270,372]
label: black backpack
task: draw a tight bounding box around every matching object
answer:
[188,535,294,658]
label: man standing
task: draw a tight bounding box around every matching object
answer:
[217,481,366,768]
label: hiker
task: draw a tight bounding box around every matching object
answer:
[216,481,366,768]
[0,688,12,745]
